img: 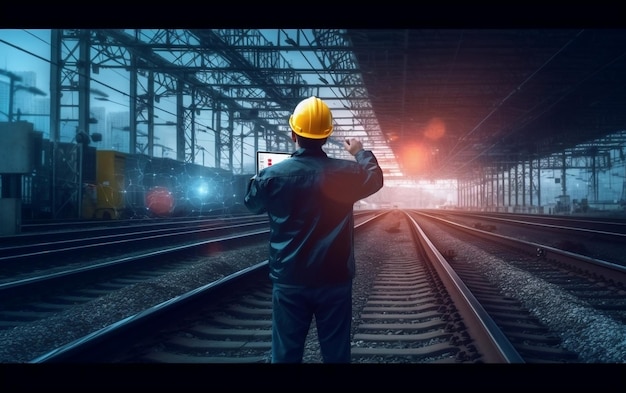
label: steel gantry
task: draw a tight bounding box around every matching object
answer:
[47,28,404,217]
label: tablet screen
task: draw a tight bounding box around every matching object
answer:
[256,151,292,174]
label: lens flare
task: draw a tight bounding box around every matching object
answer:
[146,186,174,216]
[424,117,446,140]
[399,143,429,175]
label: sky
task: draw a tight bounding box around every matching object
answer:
[0,29,51,93]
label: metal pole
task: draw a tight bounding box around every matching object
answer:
[8,78,15,122]
[77,143,83,219]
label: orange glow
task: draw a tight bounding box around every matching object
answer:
[387,132,400,142]
[399,143,429,174]
[423,117,446,140]
[146,186,174,216]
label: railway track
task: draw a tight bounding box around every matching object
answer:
[2,209,624,364]
[0,222,270,331]
[413,211,626,363]
[423,209,626,266]
[0,216,269,280]
[26,209,571,364]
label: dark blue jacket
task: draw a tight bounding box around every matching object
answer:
[244,147,384,287]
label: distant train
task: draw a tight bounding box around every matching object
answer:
[19,131,251,220]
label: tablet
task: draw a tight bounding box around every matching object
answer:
[256,151,292,174]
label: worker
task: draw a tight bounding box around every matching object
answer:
[244,96,384,363]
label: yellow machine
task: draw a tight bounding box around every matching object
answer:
[83,150,127,219]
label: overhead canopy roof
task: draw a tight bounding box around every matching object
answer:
[344,28,626,180]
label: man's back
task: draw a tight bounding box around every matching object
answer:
[244,146,383,286]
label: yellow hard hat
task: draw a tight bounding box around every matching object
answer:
[288,96,333,139]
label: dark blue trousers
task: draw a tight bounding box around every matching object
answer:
[271,281,353,363]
